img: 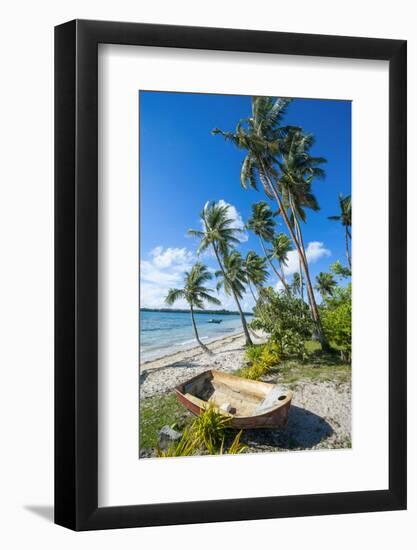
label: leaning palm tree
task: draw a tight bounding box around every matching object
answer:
[246,201,282,283]
[213,96,329,349]
[329,194,352,269]
[188,201,253,346]
[243,251,269,301]
[278,128,326,307]
[165,262,221,354]
[315,272,337,300]
[278,130,324,257]
[215,250,250,314]
[267,233,293,291]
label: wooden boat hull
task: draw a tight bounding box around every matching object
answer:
[175,370,292,429]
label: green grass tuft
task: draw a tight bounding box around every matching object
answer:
[140,394,191,449]
[140,395,247,457]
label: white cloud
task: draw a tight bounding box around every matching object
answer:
[283,241,331,276]
[140,244,256,312]
[274,280,285,292]
[305,241,332,263]
[218,199,248,243]
[140,246,195,308]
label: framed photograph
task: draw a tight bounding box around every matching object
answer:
[55,19,406,530]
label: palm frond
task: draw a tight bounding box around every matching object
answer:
[199,292,221,306]
[187,229,204,238]
[165,288,186,305]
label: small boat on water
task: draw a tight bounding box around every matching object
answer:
[175,370,292,429]
[208,318,222,324]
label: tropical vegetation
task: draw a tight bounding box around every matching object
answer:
[243,251,269,301]
[156,403,247,457]
[165,263,221,354]
[162,94,352,369]
[188,201,253,345]
[150,94,353,457]
[329,194,352,269]
[212,98,330,349]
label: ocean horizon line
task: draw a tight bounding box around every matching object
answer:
[140,307,254,316]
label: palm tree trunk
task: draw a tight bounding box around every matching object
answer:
[233,292,254,346]
[190,305,212,354]
[290,223,304,301]
[299,260,304,300]
[293,219,305,301]
[258,162,329,351]
[212,244,253,346]
[291,203,311,309]
[288,193,330,345]
[345,227,352,269]
[259,236,290,292]
[293,210,307,263]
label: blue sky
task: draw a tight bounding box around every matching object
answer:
[139,91,351,311]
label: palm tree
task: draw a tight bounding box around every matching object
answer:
[315,272,337,300]
[278,129,323,254]
[213,97,329,348]
[329,194,352,269]
[188,201,253,346]
[278,128,326,309]
[267,233,293,291]
[243,251,269,301]
[215,250,250,312]
[246,201,275,242]
[291,272,304,297]
[165,263,221,354]
[330,260,351,279]
[246,201,283,284]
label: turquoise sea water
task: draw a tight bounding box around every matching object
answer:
[140,310,250,362]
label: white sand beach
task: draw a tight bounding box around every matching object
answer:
[140,331,261,398]
[139,331,351,452]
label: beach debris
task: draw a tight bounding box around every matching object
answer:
[220,402,232,413]
[158,425,182,450]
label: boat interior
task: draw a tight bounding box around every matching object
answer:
[178,370,289,418]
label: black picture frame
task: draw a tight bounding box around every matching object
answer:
[55,19,407,531]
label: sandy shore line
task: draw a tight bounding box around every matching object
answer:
[140,331,265,398]
[139,331,351,452]
[141,331,252,371]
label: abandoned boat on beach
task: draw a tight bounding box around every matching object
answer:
[175,370,292,429]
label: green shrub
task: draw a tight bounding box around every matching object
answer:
[240,362,269,380]
[219,430,247,455]
[192,401,230,453]
[157,402,247,457]
[244,344,265,364]
[330,260,351,280]
[240,341,281,380]
[280,329,308,360]
[156,426,199,457]
[321,284,351,361]
[258,342,281,368]
[251,288,311,358]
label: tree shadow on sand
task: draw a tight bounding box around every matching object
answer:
[241,406,333,451]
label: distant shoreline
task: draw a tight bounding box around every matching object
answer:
[140,308,254,316]
[140,326,244,364]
